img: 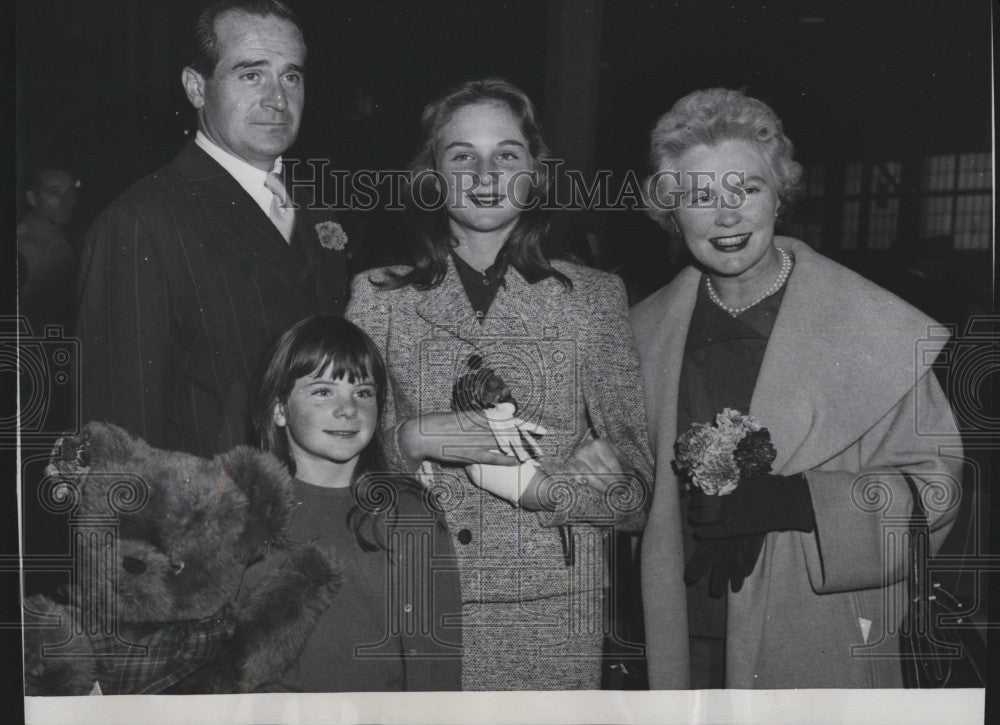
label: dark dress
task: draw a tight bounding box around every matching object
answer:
[677,273,789,688]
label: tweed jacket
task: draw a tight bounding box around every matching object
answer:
[77,141,347,458]
[631,237,962,688]
[347,259,654,604]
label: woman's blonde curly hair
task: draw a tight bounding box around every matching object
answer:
[645,88,803,229]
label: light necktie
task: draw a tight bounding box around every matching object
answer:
[264,171,295,243]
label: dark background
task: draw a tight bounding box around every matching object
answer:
[13,0,996,698]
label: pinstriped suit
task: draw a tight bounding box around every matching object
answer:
[77,141,347,458]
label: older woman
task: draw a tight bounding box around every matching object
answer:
[632,88,962,688]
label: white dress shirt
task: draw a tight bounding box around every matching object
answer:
[194,131,293,232]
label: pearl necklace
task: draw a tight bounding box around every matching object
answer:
[705,247,793,317]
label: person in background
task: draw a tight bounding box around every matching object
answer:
[18,165,79,334]
[632,88,962,688]
[76,0,347,458]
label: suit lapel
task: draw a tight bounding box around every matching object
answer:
[172,142,315,305]
[293,208,347,315]
[645,268,699,478]
[414,259,480,339]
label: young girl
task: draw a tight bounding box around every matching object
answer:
[247,315,461,691]
[346,79,677,690]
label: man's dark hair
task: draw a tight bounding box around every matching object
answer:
[189,0,303,77]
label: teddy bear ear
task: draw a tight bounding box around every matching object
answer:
[45,427,92,479]
[46,421,147,480]
[219,446,295,564]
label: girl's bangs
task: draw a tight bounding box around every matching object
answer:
[300,344,376,385]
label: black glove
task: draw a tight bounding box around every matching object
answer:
[692,473,815,538]
[684,534,765,597]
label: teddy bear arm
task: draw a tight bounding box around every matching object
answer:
[229,543,342,692]
[23,594,98,696]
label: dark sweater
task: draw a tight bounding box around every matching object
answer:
[257,478,462,692]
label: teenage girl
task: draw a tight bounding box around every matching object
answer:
[346,79,674,689]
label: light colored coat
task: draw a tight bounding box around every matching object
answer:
[347,258,676,689]
[631,238,962,688]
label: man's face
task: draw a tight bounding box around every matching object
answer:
[27,170,77,226]
[184,11,305,170]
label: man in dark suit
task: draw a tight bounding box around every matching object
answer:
[77,0,347,457]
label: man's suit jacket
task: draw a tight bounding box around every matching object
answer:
[77,141,347,457]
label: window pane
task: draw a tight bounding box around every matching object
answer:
[869,197,899,250]
[958,152,990,190]
[845,162,863,196]
[919,195,953,237]
[922,154,957,192]
[954,193,991,250]
[842,200,861,249]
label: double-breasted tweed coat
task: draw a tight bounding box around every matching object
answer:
[346,258,675,690]
[77,141,347,458]
[632,238,962,688]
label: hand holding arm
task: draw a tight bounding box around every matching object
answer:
[397,410,526,470]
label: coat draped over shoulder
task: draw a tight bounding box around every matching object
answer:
[631,237,962,688]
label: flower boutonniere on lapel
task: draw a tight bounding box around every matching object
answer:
[315,221,348,251]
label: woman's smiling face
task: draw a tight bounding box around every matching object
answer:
[434,101,536,239]
[666,139,781,279]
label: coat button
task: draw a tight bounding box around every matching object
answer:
[403,603,413,613]
[457,529,472,545]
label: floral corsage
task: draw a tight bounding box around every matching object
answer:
[315,221,348,251]
[674,408,776,496]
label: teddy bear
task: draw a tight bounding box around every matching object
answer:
[23,421,341,695]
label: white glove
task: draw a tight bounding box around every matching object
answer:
[483,402,545,463]
[466,458,542,505]
[466,402,546,505]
